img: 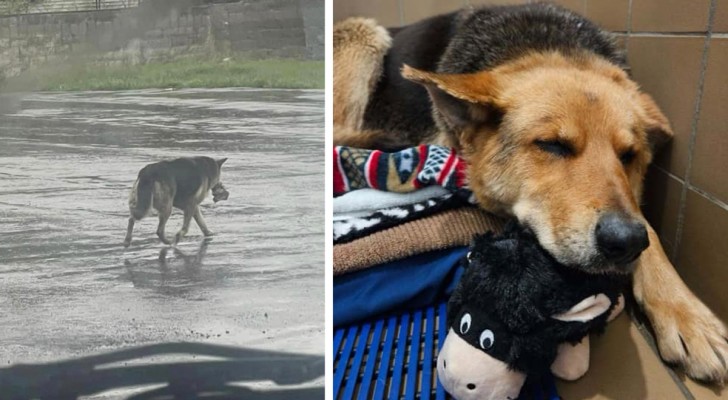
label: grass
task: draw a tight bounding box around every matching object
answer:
[5,56,324,92]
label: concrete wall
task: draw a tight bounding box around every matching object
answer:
[0,0,141,15]
[0,0,324,81]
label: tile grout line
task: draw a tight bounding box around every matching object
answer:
[653,164,685,184]
[397,0,404,26]
[653,164,728,213]
[687,184,728,213]
[624,0,633,57]
[671,0,716,262]
[630,31,711,37]
[632,314,696,400]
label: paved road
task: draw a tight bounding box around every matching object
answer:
[0,88,324,397]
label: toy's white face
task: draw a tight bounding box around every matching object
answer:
[437,328,525,400]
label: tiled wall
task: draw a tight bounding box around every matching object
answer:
[335,1,727,393]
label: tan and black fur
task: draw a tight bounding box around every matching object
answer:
[123,156,227,247]
[334,3,728,384]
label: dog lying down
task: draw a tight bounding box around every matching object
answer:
[124,156,229,247]
[334,3,728,383]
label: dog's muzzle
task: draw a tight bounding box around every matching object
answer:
[595,212,648,267]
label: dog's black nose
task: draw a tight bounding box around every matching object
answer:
[596,213,649,265]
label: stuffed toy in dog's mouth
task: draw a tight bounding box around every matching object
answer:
[212,182,229,203]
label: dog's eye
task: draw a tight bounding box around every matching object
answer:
[619,149,636,165]
[534,139,574,157]
[479,329,495,350]
[459,313,472,334]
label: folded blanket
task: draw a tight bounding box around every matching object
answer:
[334,145,469,196]
[334,191,473,244]
[333,186,450,216]
[334,247,468,327]
[334,207,504,275]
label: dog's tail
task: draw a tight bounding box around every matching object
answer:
[129,166,155,220]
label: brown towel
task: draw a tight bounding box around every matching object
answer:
[333,207,504,276]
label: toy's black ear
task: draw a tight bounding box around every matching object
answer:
[217,158,228,167]
[551,294,612,323]
[446,282,466,328]
[480,237,522,273]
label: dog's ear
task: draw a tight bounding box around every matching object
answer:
[217,158,228,167]
[401,65,503,149]
[638,93,673,153]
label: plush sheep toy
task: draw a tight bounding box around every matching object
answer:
[437,223,628,400]
[211,182,229,203]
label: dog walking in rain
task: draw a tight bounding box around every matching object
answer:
[124,156,230,247]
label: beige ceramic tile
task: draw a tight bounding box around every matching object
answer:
[690,38,728,204]
[585,0,629,32]
[628,36,706,179]
[400,0,464,24]
[675,190,728,325]
[631,0,710,32]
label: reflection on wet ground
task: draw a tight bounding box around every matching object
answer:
[0,88,324,395]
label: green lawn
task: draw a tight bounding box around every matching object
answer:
[10,56,324,91]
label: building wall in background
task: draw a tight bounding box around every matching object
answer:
[0,0,324,81]
[0,0,141,15]
[335,1,727,397]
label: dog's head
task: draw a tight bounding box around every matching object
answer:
[211,158,229,202]
[403,52,672,273]
[212,157,228,183]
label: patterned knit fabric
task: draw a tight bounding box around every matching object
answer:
[334,191,474,244]
[334,207,505,275]
[333,145,469,196]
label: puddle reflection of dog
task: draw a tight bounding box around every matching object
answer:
[158,238,210,274]
[124,239,211,289]
[124,157,229,247]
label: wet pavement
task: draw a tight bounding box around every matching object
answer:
[0,88,324,397]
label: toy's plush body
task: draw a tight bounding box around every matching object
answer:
[211,182,229,203]
[437,223,628,400]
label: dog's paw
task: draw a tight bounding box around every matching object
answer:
[650,295,728,383]
[123,239,131,248]
[174,229,194,244]
[203,230,215,237]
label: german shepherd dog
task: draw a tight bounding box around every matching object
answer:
[123,156,229,247]
[334,4,728,383]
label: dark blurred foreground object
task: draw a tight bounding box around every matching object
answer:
[0,342,323,399]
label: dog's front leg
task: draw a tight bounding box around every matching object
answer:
[156,207,173,245]
[123,217,135,247]
[193,206,213,237]
[633,223,728,383]
[174,208,194,244]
